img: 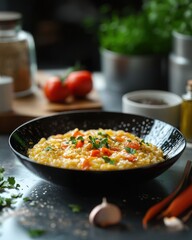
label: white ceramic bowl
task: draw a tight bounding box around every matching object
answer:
[122,90,182,127]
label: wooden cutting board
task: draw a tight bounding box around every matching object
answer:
[0,71,102,134]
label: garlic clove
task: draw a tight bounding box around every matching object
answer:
[89,198,122,227]
[163,217,185,231]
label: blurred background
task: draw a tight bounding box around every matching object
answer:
[0,0,142,70]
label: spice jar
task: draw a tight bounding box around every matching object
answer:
[180,79,192,147]
[0,12,37,97]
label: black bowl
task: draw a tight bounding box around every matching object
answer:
[9,111,186,189]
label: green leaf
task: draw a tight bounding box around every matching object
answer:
[99,138,109,148]
[125,147,136,154]
[89,136,109,149]
[77,136,84,142]
[89,136,100,149]
[70,136,77,144]
[102,156,115,165]
[8,177,16,186]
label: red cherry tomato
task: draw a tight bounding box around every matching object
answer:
[65,70,93,97]
[43,76,70,102]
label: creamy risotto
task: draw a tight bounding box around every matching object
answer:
[28,128,164,170]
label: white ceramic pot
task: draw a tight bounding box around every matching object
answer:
[122,90,182,127]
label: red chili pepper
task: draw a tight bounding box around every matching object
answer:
[160,184,192,218]
[142,160,192,229]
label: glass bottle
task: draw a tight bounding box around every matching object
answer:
[0,12,37,97]
[180,79,192,147]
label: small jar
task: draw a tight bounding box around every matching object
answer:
[0,12,37,97]
[180,80,192,147]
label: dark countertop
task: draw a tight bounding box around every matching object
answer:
[0,73,192,240]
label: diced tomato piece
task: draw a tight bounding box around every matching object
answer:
[126,141,140,150]
[82,158,91,170]
[116,136,124,142]
[73,130,84,137]
[101,147,112,156]
[110,147,120,151]
[76,140,84,148]
[90,149,101,157]
[124,154,137,162]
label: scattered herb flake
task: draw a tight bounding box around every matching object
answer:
[70,136,77,144]
[8,177,16,186]
[89,136,109,149]
[125,147,136,154]
[77,136,84,142]
[44,146,52,151]
[28,229,46,238]
[102,156,115,165]
[98,132,108,137]
[11,193,23,199]
[23,197,32,202]
[0,167,22,210]
[0,168,4,181]
[68,204,81,213]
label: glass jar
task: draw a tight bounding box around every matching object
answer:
[0,12,37,97]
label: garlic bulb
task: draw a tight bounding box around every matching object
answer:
[163,217,185,231]
[89,198,122,227]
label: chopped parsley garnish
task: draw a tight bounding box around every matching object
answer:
[0,167,4,181]
[11,193,23,199]
[23,197,32,202]
[125,147,136,154]
[28,229,46,238]
[0,196,13,208]
[77,136,84,142]
[102,156,115,165]
[68,204,81,213]
[44,146,52,151]
[140,139,150,146]
[98,132,108,137]
[70,136,84,145]
[89,136,109,149]
[0,167,22,210]
[70,136,77,144]
[0,176,20,190]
